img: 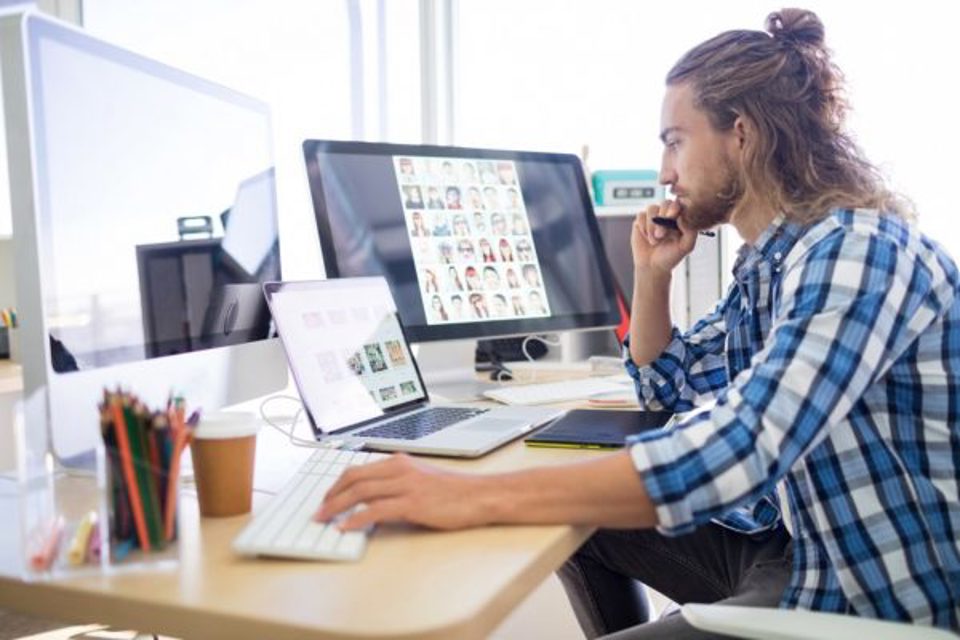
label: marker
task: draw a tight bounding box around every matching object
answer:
[651,216,716,237]
[29,516,65,572]
[86,521,102,563]
[68,511,97,566]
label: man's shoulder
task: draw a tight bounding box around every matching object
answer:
[789,208,924,266]
[784,208,958,295]
[809,207,911,239]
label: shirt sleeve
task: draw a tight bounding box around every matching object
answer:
[629,227,943,535]
[624,293,732,412]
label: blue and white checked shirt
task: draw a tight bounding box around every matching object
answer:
[624,209,960,628]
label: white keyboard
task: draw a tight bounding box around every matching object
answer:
[232,448,388,561]
[483,376,632,406]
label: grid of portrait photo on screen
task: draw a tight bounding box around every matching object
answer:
[305,308,424,414]
[394,156,552,325]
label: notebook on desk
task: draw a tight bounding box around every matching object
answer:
[263,278,564,458]
[525,409,673,449]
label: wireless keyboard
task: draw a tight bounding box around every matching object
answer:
[232,448,388,561]
[483,376,632,406]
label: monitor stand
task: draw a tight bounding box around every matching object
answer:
[413,340,496,402]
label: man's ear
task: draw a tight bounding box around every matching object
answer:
[732,115,749,150]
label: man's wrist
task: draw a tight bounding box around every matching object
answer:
[634,266,673,286]
[476,473,512,524]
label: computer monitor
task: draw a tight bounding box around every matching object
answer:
[0,11,287,462]
[303,140,621,396]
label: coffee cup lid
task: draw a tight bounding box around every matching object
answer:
[193,411,261,440]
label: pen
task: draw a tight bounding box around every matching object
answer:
[651,216,717,238]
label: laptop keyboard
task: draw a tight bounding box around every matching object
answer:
[354,406,488,440]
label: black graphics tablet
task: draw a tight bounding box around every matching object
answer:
[525,409,673,449]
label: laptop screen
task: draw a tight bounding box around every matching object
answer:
[264,278,428,434]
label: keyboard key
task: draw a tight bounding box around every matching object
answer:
[336,531,367,558]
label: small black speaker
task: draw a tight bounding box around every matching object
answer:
[475,336,548,364]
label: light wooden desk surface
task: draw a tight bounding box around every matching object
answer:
[0,367,623,640]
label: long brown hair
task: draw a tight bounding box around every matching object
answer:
[666,8,910,222]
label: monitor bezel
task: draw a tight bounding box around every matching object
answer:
[303,139,623,343]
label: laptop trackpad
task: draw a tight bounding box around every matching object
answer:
[463,418,523,432]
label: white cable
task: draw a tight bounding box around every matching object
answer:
[520,334,562,382]
[258,394,326,448]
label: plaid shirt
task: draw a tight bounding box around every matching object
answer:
[624,209,960,628]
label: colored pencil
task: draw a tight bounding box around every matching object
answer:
[110,399,150,552]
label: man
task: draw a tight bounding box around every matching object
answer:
[317,8,959,637]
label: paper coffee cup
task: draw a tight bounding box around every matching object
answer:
[191,411,260,517]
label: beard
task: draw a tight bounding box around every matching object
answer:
[676,156,743,232]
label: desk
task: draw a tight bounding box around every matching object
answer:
[0,369,612,640]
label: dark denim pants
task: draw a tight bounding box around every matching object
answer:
[557,523,793,639]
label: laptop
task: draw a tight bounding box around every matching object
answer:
[263,277,565,457]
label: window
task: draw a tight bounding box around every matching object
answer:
[453,0,960,271]
[82,0,425,276]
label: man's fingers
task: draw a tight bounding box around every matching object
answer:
[316,476,403,522]
[316,456,409,521]
[638,210,659,243]
[323,454,405,501]
[337,499,406,531]
[633,212,650,244]
[664,199,682,219]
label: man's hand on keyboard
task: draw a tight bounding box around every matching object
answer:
[315,453,491,531]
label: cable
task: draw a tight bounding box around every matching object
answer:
[520,334,562,382]
[522,333,562,361]
[258,394,326,448]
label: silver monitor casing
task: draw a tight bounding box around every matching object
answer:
[0,11,287,462]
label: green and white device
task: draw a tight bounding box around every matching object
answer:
[592,170,662,207]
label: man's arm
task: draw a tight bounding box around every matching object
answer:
[629,269,674,366]
[624,202,731,411]
[628,201,698,365]
[317,450,657,531]
[628,224,943,535]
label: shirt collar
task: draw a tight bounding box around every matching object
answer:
[732,213,804,281]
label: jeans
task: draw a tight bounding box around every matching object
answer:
[557,523,793,639]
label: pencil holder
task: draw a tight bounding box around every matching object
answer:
[5,387,183,581]
[97,390,192,570]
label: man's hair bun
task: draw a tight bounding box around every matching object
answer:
[766,8,825,48]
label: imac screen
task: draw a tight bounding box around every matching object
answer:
[304,141,621,343]
[27,17,280,371]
